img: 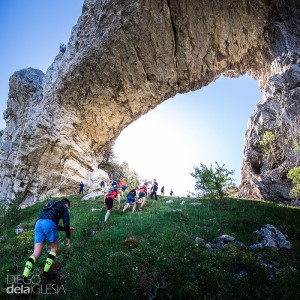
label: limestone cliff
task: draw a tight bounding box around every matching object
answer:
[239,53,300,201]
[0,0,299,205]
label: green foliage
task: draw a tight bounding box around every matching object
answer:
[287,166,300,197]
[121,162,141,190]
[0,193,23,228]
[260,130,276,147]
[259,120,300,170]
[99,151,141,186]
[0,195,300,299]
[124,172,140,191]
[101,161,126,181]
[293,138,300,153]
[259,130,278,168]
[16,229,34,246]
[190,162,234,198]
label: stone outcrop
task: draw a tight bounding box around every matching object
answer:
[239,53,300,201]
[0,0,299,205]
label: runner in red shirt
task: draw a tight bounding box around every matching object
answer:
[104,185,120,223]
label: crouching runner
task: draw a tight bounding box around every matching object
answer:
[22,198,75,281]
[104,185,120,223]
[121,188,137,215]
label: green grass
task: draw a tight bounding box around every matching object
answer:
[0,195,300,299]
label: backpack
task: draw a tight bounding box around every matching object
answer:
[42,200,64,220]
[43,200,60,210]
[109,185,117,193]
[128,189,136,197]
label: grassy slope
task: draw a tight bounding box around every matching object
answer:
[0,195,300,299]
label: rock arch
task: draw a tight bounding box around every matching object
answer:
[0,0,299,205]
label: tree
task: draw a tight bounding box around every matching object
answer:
[98,147,124,179]
[121,162,141,191]
[190,162,234,198]
[98,146,141,189]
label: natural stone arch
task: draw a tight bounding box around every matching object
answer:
[0,0,299,205]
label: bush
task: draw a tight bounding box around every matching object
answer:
[190,162,234,198]
[287,166,300,198]
[0,193,23,227]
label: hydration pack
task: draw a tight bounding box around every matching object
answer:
[109,185,118,193]
[43,200,60,210]
[128,189,136,197]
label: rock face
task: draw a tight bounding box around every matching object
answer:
[239,53,300,201]
[0,0,299,205]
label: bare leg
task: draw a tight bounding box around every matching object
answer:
[23,241,44,277]
[104,209,111,222]
[43,240,58,274]
[32,242,44,260]
[140,197,146,208]
[48,240,58,254]
[123,203,130,212]
[132,202,137,213]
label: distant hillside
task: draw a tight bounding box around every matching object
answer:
[1,195,300,299]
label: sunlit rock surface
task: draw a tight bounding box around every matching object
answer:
[239,53,300,202]
[0,0,299,205]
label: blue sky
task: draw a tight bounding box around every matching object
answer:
[0,0,83,129]
[114,77,261,195]
[0,0,262,196]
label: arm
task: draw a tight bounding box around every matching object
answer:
[117,193,121,207]
[115,190,120,209]
[62,206,71,241]
[58,225,75,232]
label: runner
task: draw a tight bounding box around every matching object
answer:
[118,179,128,197]
[121,188,137,214]
[100,180,105,190]
[137,183,147,210]
[150,179,158,200]
[161,186,165,196]
[22,198,75,281]
[104,184,120,223]
[79,181,84,194]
